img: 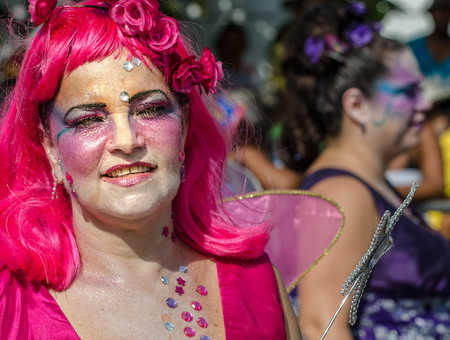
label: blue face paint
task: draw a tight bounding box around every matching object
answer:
[56,128,71,144]
[374,81,421,100]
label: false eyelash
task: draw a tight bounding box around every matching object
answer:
[66,112,105,127]
[134,100,171,116]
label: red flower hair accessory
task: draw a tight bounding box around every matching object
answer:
[200,47,224,95]
[109,0,159,36]
[170,55,203,94]
[29,0,57,27]
[28,0,223,95]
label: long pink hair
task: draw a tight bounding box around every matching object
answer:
[0,2,269,290]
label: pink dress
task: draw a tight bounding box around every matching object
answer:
[0,253,286,339]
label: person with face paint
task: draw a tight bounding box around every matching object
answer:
[0,1,302,338]
[278,3,450,339]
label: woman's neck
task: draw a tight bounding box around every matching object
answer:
[311,137,388,184]
[70,205,182,281]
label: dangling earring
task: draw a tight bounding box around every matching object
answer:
[179,150,186,183]
[65,172,78,198]
[359,122,366,134]
[51,170,59,200]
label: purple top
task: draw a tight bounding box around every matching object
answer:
[300,168,450,338]
[0,253,286,339]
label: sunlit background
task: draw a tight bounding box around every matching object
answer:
[0,0,445,95]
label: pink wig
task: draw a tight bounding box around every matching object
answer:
[0,1,269,290]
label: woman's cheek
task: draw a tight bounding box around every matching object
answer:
[134,118,183,154]
[58,126,111,176]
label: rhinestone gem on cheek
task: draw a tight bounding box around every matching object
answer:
[165,322,175,331]
[184,326,196,337]
[166,298,177,308]
[191,301,202,311]
[161,276,169,284]
[200,336,211,340]
[181,311,193,322]
[196,285,207,296]
[179,266,188,274]
[197,317,208,328]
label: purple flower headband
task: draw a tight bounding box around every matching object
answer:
[28,0,223,95]
[303,2,380,65]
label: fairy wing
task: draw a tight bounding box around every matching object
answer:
[223,190,344,292]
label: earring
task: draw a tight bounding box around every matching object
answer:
[51,170,59,200]
[179,150,186,183]
[359,122,366,134]
[65,172,78,198]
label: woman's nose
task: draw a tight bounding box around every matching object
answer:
[108,115,144,153]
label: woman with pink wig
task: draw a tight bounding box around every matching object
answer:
[0,0,300,338]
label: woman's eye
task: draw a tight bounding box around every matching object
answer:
[398,85,420,99]
[66,112,105,128]
[134,101,171,118]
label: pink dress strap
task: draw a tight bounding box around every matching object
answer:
[216,253,287,339]
[0,265,80,339]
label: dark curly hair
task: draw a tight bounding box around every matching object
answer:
[279,3,404,172]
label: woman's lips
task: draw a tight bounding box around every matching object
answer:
[102,162,155,187]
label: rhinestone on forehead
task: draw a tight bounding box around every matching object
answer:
[123,61,133,72]
[132,57,142,67]
[179,266,188,274]
[119,91,130,102]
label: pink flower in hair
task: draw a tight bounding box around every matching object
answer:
[144,13,180,53]
[109,0,159,36]
[170,55,203,94]
[29,0,57,27]
[200,47,223,94]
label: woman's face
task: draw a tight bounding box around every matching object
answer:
[43,54,186,223]
[368,48,430,157]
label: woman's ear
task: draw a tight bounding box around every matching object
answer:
[40,124,63,183]
[342,87,368,125]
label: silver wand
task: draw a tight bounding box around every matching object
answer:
[320,183,418,340]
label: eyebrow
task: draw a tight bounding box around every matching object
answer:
[374,81,419,95]
[64,103,107,119]
[63,90,170,118]
[129,89,169,104]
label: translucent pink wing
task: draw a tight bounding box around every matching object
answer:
[224,190,344,292]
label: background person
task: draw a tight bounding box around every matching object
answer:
[280,3,450,339]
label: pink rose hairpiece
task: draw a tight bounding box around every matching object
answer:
[28,0,223,95]
[29,0,57,27]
